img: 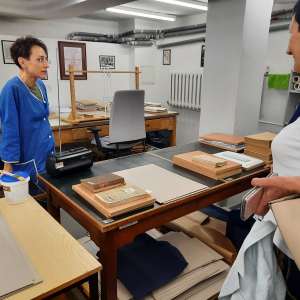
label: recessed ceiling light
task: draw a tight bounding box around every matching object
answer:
[106,7,176,21]
[154,0,208,10]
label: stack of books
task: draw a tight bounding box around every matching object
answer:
[173,151,242,180]
[199,133,246,152]
[73,174,156,218]
[192,154,227,167]
[144,106,168,113]
[76,100,98,112]
[244,132,277,164]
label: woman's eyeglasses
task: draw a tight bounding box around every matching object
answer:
[24,58,50,64]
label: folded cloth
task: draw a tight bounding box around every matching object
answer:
[117,233,188,300]
[268,74,290,89]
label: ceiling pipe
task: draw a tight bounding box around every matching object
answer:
[271,8,293,17]
[162,23,206,34]
[126,41,153,46]
[119,29,161,36]
[70,32,104,38]
[157,37,205,49]
[269,24,290,32]
[164,28,206,38]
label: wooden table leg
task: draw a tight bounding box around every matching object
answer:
[89,273,99,300]
[169,116,177,146]
[99,231,118,300]
[46,189,61,223]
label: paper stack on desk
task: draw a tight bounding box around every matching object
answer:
[213,151,265,171]
[144,106,168,113]
[0,212,42,299]
[114,164,208,204]
[76,100,98,112]
[199,133,246,152]
[244,132,276,164]
[173,151,242,180]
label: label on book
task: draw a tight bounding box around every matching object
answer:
[122,187,137,194]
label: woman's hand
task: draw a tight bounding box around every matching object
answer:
[251,176,300,216]
[0,163,13,187]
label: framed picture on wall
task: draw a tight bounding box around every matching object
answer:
[58,41,87,80]
[163,49,171,65]
[99,55,115,69]
[201,45,205,67]
[1,40,15,64]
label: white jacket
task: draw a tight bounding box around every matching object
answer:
[219,220,286,300]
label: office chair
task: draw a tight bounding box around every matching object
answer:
[89,90,146,157]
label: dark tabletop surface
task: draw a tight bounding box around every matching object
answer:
[39,143,267,225]
[150,142,267,181]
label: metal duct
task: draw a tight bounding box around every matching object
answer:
[157,37,205,49]
[126,41,153,46]
[271,15,292,21]
[70,32,104,38]
[269,24,290,32]
[271,8,293,17]
[120,29,161,37]
[164,28,206,38]
[70,36,113,42]
[162,23,206,34]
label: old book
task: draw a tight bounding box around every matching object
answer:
[144,106,168,113]
[244,132,276,148]
[199,140,245,153]
[244,149,272,161]
[72,184,156,218]
[245,144,272,155]
[192,154,227,167]
[76,100,97,105]
[199,133,245,146]
[80,173,125,193]
[173,151,242,180]
[96,185,149,207]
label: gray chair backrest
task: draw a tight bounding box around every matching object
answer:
[109,90,146,143]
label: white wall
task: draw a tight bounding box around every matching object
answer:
[0,17,136,110]
[135,14,207,145]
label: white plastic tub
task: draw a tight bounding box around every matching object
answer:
[0,171,30,204]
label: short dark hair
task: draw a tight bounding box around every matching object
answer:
[10,36,48,69]
[294,0,300,30]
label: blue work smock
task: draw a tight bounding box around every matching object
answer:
[0,76,55,184]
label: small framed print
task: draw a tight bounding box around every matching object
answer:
[163,49,171,65]
[1,40,15,64]
[99,55,115,69]
[58,41,87,80]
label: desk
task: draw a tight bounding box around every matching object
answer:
[0,196,102,300]
[50,111,179,147]
[37,142,269,300]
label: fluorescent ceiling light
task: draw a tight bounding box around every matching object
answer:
[106,7,176,21]
[154,0,208,11]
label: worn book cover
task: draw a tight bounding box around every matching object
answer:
[80,173,124,193]
[96,185,149,207]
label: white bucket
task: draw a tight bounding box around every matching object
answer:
[1,171,30,204]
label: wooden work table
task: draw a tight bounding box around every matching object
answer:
[50,111,179,147]
[37,142,269,300]
[1,196,102,300]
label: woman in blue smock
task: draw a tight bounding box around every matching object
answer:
[0,36,55,186]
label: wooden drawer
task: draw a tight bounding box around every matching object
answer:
[145,117,174,132]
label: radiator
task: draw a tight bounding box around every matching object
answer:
[168,70,202,111]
